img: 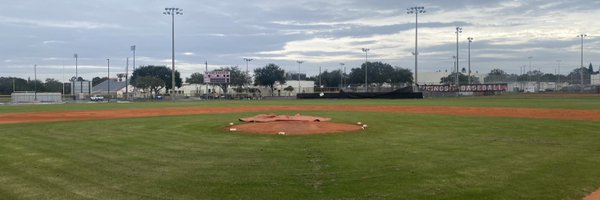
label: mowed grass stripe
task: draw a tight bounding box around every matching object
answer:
[2,95,600,114]
[1,111,600,199]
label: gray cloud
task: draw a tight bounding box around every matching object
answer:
[0,0,599,81]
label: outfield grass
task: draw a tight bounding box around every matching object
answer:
[1,94,600,114]
[1,109,599,199]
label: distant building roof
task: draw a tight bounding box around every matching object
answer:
[92,79,128,93]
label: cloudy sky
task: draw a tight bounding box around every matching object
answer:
[1,0,599,81]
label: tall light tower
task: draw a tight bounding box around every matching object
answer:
[107,59,110,96]
[467,37,473,85]
[131,45,136,70]
[163,7,183,101]
[361,48,370,92]
[528,56,533,82]
[74,53,78,81]
[243,58,253,75]
[34,64,37,101]
[407,6,425,86]
[130,45,136,97]
[296,61,304,94]
[556,60,561,84]
[455,27,462,86]
[577,34,587,86]
[73,53,82,95]
[339,63,345,89]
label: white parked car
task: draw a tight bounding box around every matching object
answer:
[90,96,104,101]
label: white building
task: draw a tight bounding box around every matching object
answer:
[592,74,600,85]
[250,80,315,97]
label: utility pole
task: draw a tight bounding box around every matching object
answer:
[557,60,561,84]
[362,48,370,92]
[339,63,345,90]
[319,66,322,87]
[34,64,37,101]
[126,57,129,100]
[528,56,533,83]
[107,59,110,96]
[296,61,304,94]
[407,6,426,86]
[131,45,136,98]
[205,60,208,99]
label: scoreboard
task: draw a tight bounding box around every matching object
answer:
[204,70,230,84]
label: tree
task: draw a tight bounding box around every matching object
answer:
[283,85,294,96]
[440,72,480,85]
[347,62,413,86]
[92,77,108,87]
[567,67,592,84]
[0,77,29,95]
[315,70,342,87]
[227,66,251,87]
[130,65,182,94]
[70,77,86,82]
[484,68,509,83]
[254,64,285,96]
[218,66,251,93]
[44,78,64,93]
[136,76,165,97]
[186,72,204,84]
[208,66,252,94]
[390,67,413,85]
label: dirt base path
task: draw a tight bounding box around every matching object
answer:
[2,105,600,125]
[585,189,600,200]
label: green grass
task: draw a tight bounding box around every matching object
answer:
[1,110,600,199]
[1,94,600,114]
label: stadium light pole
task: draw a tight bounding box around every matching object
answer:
[297,60,304,94]
[163,7,183,101]
[339,63,345,90]
[126,57,129,99]
[455,27,462,86]
[556,60,561,84]
[362,48,370,92]
[467,37,473,85]
[243,58,253,75]
[74,53,78,81]
[407,6,425,86]
[243,58,254,91]
[578,34,587,86]
[131,45,136,70]
[34,64,37,101]
[107,59,110,96]
[528,56,533,82]
[130,45,136,97]
[74,53,81,95]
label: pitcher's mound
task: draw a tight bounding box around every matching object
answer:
[229,121,362,135]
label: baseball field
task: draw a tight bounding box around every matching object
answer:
[1,95,600,199]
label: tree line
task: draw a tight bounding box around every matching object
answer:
[483,63,599,84]
[0,62,413,95]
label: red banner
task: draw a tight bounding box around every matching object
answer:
[419,84,508,92]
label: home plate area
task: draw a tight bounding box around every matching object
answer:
[228,114,364,135]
